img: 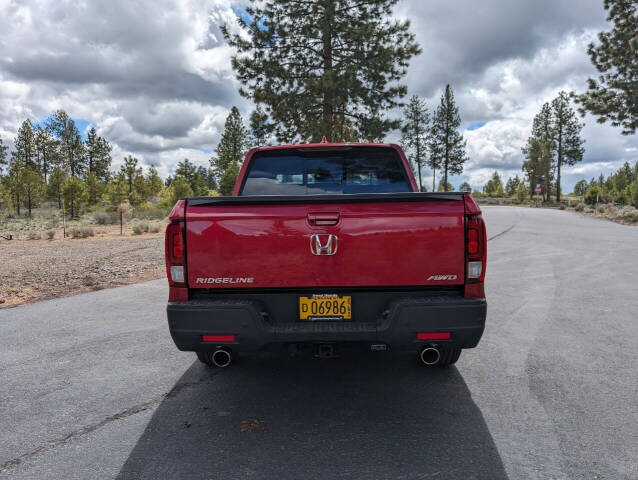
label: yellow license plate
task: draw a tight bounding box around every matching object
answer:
[299,295,352,320]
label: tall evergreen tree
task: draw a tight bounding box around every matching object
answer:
[85,127,112,182]
[223,0,420,142]
[47,167,68,209]
[20,167,45,217]
[0,137,8,174]
[428,85,467,192]
[573,0,637,135]
[249,105,271,146]
[211,107,249,195]
[119,156,142,194]
[34,126,60,183]
[522,137,553,200]
[12,120,37,170]
[47,110,86,177]
[145,166,164,198]
[400,95,429,192]
[63,176,87,219]
[551,91,585,202]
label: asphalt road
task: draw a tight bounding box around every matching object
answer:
[1,207,637,480]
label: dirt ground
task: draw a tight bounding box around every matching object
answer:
[0,228,166,308]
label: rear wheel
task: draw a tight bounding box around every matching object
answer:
[196,351,213,367]
[438,347,461,366]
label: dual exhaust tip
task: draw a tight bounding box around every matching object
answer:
[211,348,233,368]
[419,346,441,366]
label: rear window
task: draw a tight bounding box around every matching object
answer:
[240,147,411,195]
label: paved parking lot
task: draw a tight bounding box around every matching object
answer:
[1,206,637,479]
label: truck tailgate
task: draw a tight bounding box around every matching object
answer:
[185,196,465,289]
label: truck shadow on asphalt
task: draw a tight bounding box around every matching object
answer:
[117,352,508,480]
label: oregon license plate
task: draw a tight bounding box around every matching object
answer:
[299,294,352,321]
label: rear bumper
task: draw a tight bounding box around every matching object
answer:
[167,294,486,353]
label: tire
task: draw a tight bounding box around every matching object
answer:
[196,351,213,367]
[437,347,461,367]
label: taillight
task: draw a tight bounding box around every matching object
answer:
[465,214,486,283]
[166,221,186,285]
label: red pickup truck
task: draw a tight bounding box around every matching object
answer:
[165,142,487,368]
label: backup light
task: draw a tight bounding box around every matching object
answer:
[170,265,185,283]
[467,261,482,279]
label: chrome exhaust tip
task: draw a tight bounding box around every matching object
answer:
[211,348,233,368]
[419,346,441,366]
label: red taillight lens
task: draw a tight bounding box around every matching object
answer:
[417,332,451,340]
[202,335,236,343]
[172,232,183,260]
[467,228,479,255]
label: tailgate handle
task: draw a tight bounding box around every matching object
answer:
[308,212,340,226]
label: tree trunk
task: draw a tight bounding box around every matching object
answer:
[432,168,436,191]
[556,162,562,203]
[321,2,334,141]
[28,194,32,218]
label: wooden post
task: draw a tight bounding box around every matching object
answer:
[120,211,123,235]
[62,198,66,238]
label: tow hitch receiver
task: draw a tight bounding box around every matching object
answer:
[315,343,338,358]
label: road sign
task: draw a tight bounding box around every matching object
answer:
[534,187,542,194]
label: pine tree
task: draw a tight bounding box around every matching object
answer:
[551,91,585,202]
[223,0,420,142]
[400,95,429,192]
[249,105,271,146]
[145,166,164,198]
[120,156,142,194]
[34,126,60,183]
[20,167,45,217]
[12,120,37,170]
[47,167,68,208]
[85,128,112,182]
[210,107,249,195]
[47,110,86,177]
[459,181,471,193]
[483,172,504,197]
[0,137,8,174]
[63,176,87,219]
[522,138,553,200]
[428,85,467,192]
[505,176,523,196]
[573,0,637,135]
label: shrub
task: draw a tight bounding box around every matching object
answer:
[132,222,149,235]
[584,186,602,205]
[621,210,638,223]
[93,211,116,225]
[575,203,585,212]
[27,231,41,240]
[597,205,606,214]
[606,205,618,216]
[149,224,161,233]
[71,227,95,238]
[559,204,566,210]
[46,230,56,240]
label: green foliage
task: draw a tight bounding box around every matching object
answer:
[132,222,150,235]
[63,176,88,218]
[505,175,523,197]
[584,185,602,205]
[12,120,37,170]
[211,107,248,195]
[19,167,45,217]
[0,137,8,174]
[107,174,130,207]
[46,229,56,240]
[93,210,117,225]
[120,155,142,194]
[160,177,193,208]
[47,167,68,208]
[573,179,588,196]
[630,180,638,208]
[145,166,164,198]
[437,181,454,192]
[483,171,504,197]
[459,181,471,193]
[515,182,528,204]
[573,0,637,134]
[85,171,105,205]
[428,85,467,191]
[34,126,60,183]
[551,91,585,202]
[47,110,86,177]
[85,127,112,182]
[249,105,271,146]
[400,95,429,192]
[223,0,420,142]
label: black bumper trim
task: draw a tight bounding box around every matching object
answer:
[167,295,486,353]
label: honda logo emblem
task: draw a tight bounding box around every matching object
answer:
[310,234,338,256]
